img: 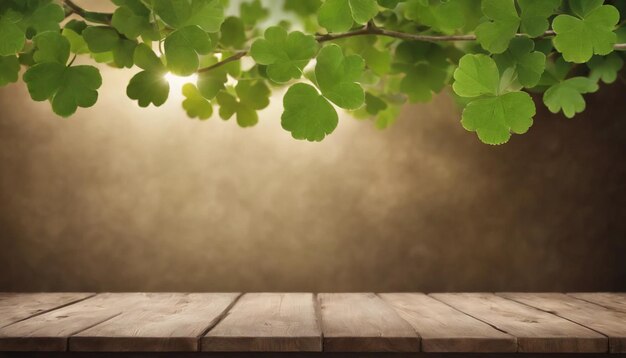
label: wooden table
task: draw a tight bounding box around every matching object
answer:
[0,292,625,357]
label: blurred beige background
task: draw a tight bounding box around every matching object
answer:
[1,61,625,292]
[1,0,625,292]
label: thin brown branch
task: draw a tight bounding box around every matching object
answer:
[197,51,248,73]
[62,0,112,24]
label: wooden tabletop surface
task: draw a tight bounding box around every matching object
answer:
[0,292,624,353]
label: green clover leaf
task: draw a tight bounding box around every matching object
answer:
[23,63,102,117]
[404,0,465,34]
[587,53,624,84]
[164,25,212,76]
[315,44,365,109]
[395,42,449,103]
[318,0,378,33]
[462,91,535,145]
[182,83,213,120]
[216,80,270,127]
[284,0,322,17]
[282,83,339,141]
[552,2,619,63]
[127,71,170,107]
[475,0,520,54]
[111,5,156,40]
[127,44,169,107]
[241,0,268,27]
[518,0,561,37]
[475,0,559,54]
[153,0,224,32]
[82,26,137,68]
[33,31,70,65]
[543,77,599,118]
[452,54,499,97]
[0,55,19,87]
[454,54,536,144]
[0,11,25,56]
[220,17,246,49]
[250,26,318,83]
[493,37,546,88]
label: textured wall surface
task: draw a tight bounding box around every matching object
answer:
[1,61,625,292]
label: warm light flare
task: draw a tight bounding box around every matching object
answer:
[164,73,198,92]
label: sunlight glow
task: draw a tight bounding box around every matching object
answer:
[164,73,198,92]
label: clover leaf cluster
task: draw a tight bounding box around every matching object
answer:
[1,0,625,144]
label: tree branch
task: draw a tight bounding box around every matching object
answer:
[59,7,626,73]
[197,51,248,73]
[62,0,112,24]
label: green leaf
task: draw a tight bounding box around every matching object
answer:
[517,0,560,37]
[493,37,546,88]
[164,25,212,76]
[152,0,192,28]
[364,92,387,115]
[318,0,379,33]
[404,0,465,34]
[127,70,170,107]
[0,55,19,87]
[240,0,268,27]
[83,26,137,68]
[33,31,70,64]
[315,44,365,109]
[250,26,318,83]
[186,0,225,32]
[284,0,322,17]
[543,77,599,118]
[220,16,246,49]
[452,54,500,97]
[552,3,619,63]
[461,91,535,145]
[23,63,102,117]
[336,35,391,75]
[154,0,224,32]
[24,3,65,34]
[475,0,520,54]
[394,42,449,102]
[111,5,153,39]
[0,13,25,56]
[182,83,213,119]
[216,80,270,127]
[282,83,338,141]
[62,28,89,54]
[587,53,624,84]
[134,43,165,72]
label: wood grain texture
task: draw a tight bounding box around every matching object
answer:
[499,293,626,353]
[318,293,420,352]
[431,293,607,353]
[569,293,626,313]
[0,293,153,351]
[0,293,94,329]
[380,293,516,352]
[202,293,321,352]
[71,293,239,352]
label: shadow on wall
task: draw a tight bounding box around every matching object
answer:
[0,64,625,293]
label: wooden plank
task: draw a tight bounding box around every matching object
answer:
[499,293,626,353]
[202,293,321,352]
[71,293,239,352]
[569,293,626,313]
[431,293,607,353]
[0,293,94,328]
[318,293,420,352]
[0,293,153,351]
[380,293,516,352]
